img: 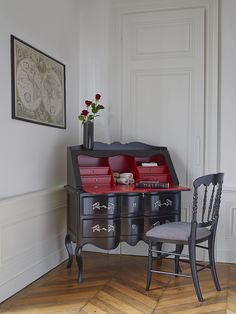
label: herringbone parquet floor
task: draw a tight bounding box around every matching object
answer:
[0,252,235,314]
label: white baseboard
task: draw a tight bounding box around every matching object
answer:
[0,186,67,303]
[217,250,236,264]
[0,247,67,303]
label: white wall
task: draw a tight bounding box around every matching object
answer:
[0,0,79,198]
[220,0,236,187]
[0,0,80,302]
[217,0,236,262]
[78,0,111,144]
[77,0,117,254]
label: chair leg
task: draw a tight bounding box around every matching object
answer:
[175,244,184,274]
[146,242,153,291]
[188,242,203,302]
[155,242,163,260]
[208,236,221,291]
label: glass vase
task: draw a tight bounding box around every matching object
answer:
[83,121,94,150]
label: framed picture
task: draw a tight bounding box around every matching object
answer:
[11,35,66,129]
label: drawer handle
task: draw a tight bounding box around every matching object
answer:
[92,202,115,211]
[152,221,160,227]
[91,224,115,233]
[154,199,172,207]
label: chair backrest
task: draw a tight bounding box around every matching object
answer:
[192,173,224,229]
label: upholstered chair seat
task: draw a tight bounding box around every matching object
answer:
[146,222,211,244]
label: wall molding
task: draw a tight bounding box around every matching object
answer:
[216,249,236,263]
[0,246,67,303]
[132,19,194,59]
[216,195,236,263]
[0,232,66,285]
[222,187,236,194]
[230,207,236,238]
[0,186,67,303]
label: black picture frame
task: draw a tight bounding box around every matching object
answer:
[11,35,66,129]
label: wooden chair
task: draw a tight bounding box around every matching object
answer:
[145,173,224,302]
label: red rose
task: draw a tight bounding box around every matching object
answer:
[85,100,92,106]
[81,110,89,116]
[95,94,101,100]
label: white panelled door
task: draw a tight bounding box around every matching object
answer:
[122,8,205,186]
[119,7,205,256]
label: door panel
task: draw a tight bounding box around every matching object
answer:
[120,7,205,258]
[122,8,205,186]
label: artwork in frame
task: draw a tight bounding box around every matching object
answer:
[11,35,66,129]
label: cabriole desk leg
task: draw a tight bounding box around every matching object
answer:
[65,234,73,268]
[75,245,83,283]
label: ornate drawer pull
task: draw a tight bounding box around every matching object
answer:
[132,224,136,229]
[92,202,115,211]
[152,221,160,227]
[154,199,172,207]
[91,224,115,233]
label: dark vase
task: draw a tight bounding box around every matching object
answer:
[83,121,94,150]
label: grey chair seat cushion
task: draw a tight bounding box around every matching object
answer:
[146,222,211,243]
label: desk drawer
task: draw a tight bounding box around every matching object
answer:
[81,175,113,185]
[80,167,110,176]
[120,217,144,236]
[139,174,169,182]
[82,218,120,238]
[81,195,118,216]
[120,194,142,216]
[137,165,167,175]
[144,193,179,215]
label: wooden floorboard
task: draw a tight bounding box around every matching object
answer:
[0,252,235,314]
